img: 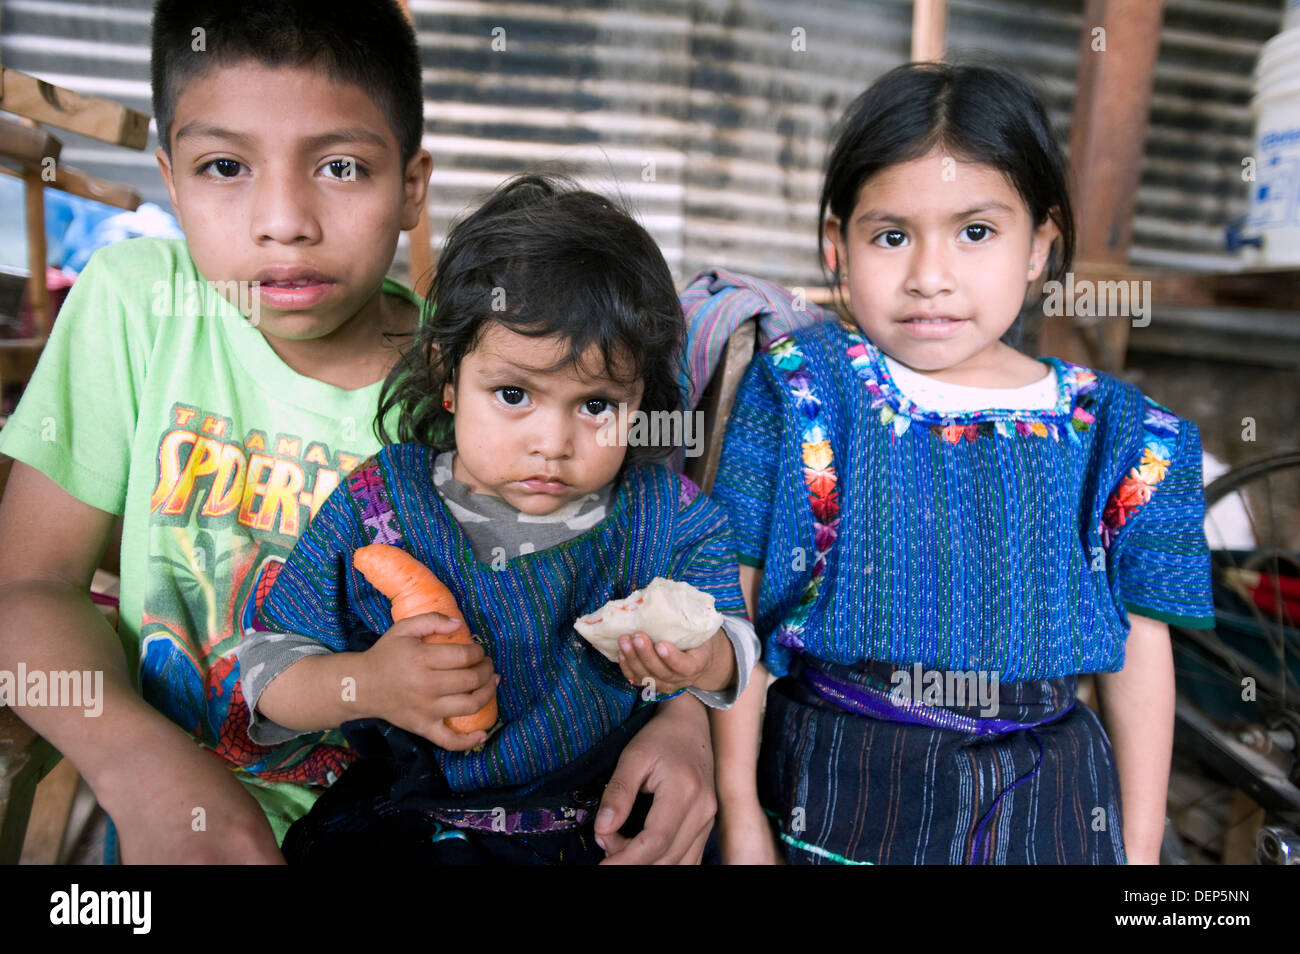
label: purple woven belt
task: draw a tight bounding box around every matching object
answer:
[802,664,1072,736]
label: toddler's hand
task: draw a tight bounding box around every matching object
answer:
[617,627,734,696]
[359,612,497,751]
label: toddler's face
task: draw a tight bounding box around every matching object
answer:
[156,61,430,343]
[825,147,1057,383]
[444,324,643,516]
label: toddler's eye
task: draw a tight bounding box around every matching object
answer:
[495,387,529,407]
[322,158,365,180]
[583,398,612,417]
[963,224,992,242]
[199,159,244,179]
[874,229,907,248]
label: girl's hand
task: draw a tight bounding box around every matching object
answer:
[359,611,497,751]
[617,628,735,695]
[718,797,785,865]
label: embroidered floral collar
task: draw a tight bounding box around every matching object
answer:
[836,323,1100,444]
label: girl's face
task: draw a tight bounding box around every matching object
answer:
[825,147,1058,384]
[443,323,643,516]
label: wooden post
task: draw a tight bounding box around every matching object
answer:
[912,0,948,63]
[396,0,436,297]
[22,169,49,336]
[1040,0,1166,369]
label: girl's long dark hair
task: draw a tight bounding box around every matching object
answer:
[819,62,1076,346]
[376,174,686,461]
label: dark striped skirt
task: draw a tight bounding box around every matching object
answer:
[758,658,1127,865]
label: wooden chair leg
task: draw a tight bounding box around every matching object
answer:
[19,757,80,864]
[0,706,62,864]
[1222,788,1266,864]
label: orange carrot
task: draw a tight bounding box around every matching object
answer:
[352,543,498,734]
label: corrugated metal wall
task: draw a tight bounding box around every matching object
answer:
[0,0,1283,284]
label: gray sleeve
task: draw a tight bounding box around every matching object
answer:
[686,614,761,710]
[235,630,335,746]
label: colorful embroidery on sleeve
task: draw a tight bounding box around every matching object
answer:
[1099,400,1180,550]
[768,335,839,651]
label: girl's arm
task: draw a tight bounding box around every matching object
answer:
[255,613,496,752]
[0,462,284,863]
[712,563,783,863]
[1095,612,1175,865]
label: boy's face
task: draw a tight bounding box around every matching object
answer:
[445,324,643,517]
[156,60,431,341]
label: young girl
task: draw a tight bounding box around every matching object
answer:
[239,175,759,863]
[711,63,1214,865]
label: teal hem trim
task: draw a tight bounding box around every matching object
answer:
[778,832,874,865]
[762,808,874,865]
[1123,603,1215,629]
[632,687,687,708]
[737,554,764,569]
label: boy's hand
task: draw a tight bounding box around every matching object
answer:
[359,611,497,751]
[617,627,735,695]
[596,694,715,864]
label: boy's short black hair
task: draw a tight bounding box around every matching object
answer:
[377,174,686,463]
[151,0,424,164]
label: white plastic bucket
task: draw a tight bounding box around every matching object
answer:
[1246,24,1300,265]
[1285,0,1300,33]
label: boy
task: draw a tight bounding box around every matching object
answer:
[0,0,716,864]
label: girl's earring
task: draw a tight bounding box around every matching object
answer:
[442,399,453,411]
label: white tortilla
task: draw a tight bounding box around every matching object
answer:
[573,577,724,662]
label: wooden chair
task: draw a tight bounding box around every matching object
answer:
[683,320,757,495]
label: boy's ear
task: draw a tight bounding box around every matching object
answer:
[401,148,435,232]
[155,147,186,233]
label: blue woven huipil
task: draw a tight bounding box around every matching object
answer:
[713,318,1214,682]
[256,443,746,794]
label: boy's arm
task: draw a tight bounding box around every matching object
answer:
[1095,613,1175,865]
[0,463,283,863]
[594,691,717,865]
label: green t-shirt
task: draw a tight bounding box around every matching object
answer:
[0,237,416,841]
